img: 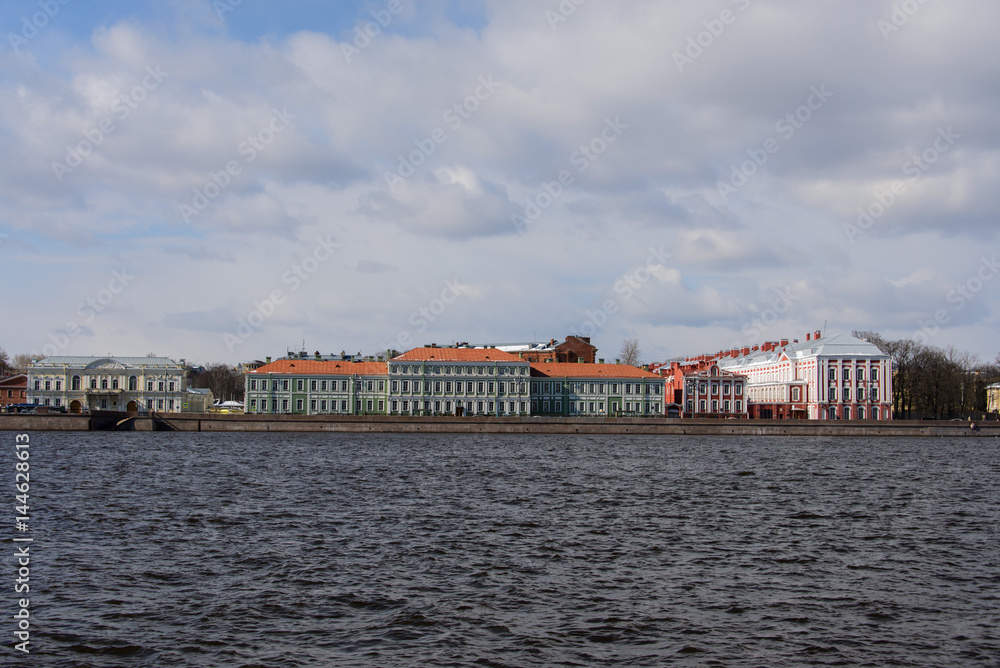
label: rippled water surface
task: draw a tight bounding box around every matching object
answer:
[12,432,1000,666]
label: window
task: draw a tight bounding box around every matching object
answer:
[699,400,706,412]
[844,387,851,402]
[297,380,304,391]
[321,380,328,391]
[625,384,632,394]
[34,380,39,391]
[342,380,349,391]
[699,383,707,394]
[341,400,348,411]
[310,400,316,411]
[168,382,175,392]
[872,388,879,401]
[281,399,289,412]
[844,407,851,419]
[858,407,865,419]
[158,381,164,392]
[367,400,373,412]
[873,407,880,420]
[829,387,837,401]
[434,381,442,393]
[554,401,561,412]
[712,400,719,412]
[391,380,399,392]
[379,380,385,392]
[828,367,837,381]
[72,376,81,390]
[296,399,303,411]
[479,382,485,393]
[857,368,865,381]
[311,380,317,391]
[858,387,866,401]
[250,399,257,411]
[392,401,398,412]
[792,387,800,402]
[844,368,851,381]
[147,381,153,391]
[321,400,327,411]
[872,367,879,381]
[445,382,452,393]
[435,401,441,413]
[55,380,61,391]
[402,400,409,412]
[402,380,409,392]
[735,400,742,412]
[724,400,730,412]
[589,402,595,413]
[378,400,384,411]
[128,376,137,391]
[468,381,475,393]
[367,380,374,392]
[282,380,289,391]
[100,379,107,389]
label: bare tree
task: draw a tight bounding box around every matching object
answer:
[0,347,10,376]
[12,354,38,374]
[189,364,245,402]
[619,338,641,366]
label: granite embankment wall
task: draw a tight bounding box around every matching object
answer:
[1,413,996,437]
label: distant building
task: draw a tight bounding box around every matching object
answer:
[390,346,531,416]
[182,387,215,413]
[661,361,748,419]
[480,336,598,364]
[0,374,27,410]
[987,383,1000,417]
[530,362,664,416]
[711,332,893,420]
[244,358,388,415]
[27,356,187,413]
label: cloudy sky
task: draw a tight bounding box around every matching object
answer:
[2,0,998,365]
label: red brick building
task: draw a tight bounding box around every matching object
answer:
[660,360,749,419]
[0,374,27,410]
[491,336,598,364]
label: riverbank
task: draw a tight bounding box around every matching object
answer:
[1,413,996,436]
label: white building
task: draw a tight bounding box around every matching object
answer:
[716,332,893,420]
[27,356,187,413]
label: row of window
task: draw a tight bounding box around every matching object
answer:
[34,377,177,392]
[686,382,744,397]
[687,400,744,413]
[827,366,880,381]
[533,381,661,396]
[389,365,528,376]
[826,406,881,419]
[29,397,174,410]
[828,387,879,402]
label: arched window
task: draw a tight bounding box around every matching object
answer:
[72,375,81,391]
[90,377,97,389]
[112,378,119,390]
[128,376,138,391]
[872,407,880,420]
[101,378,108,389]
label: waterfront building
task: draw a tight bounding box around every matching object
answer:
[530,362,664,416]
[244,358,388,415]
[709,332,893,420]
[661,361,749,419]
[26,356,187,413]
[182,387,215,413]
[987,383,1000,417]
[0,374,27,410]
[389,346,531,416]
[481,336,598,364]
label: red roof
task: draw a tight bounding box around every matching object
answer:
[530,363,662,379]
[393,347,524,362]
[248,360,387,376]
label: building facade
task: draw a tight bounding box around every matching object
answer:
[661,361,749,418]
[487,336,598,364]
[530,363,664,416]
[713,332,893,420]
[389,347,531,416]
[26,356,187,413]
[0,374,27,410]
[244,359,388,415]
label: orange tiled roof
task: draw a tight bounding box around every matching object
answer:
[248,360,387,375]
[393,347,525,362]
[530,363,662,379]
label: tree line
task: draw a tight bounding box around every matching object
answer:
[854,331,1000,420]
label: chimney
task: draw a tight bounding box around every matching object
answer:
[265,356,271,363]
[815,330,822,340]
[806,333,811,341]
[599,358,604,364]
[780,339,789,348]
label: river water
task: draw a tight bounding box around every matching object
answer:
[9,432,1000,666]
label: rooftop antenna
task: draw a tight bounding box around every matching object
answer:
[822,320,827,337]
